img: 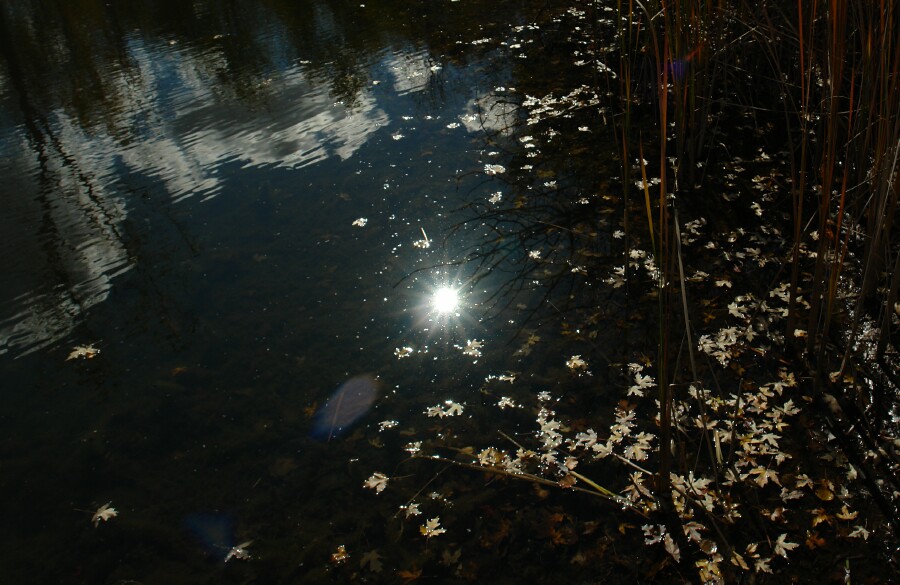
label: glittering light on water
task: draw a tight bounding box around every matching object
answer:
[432,286,459,314]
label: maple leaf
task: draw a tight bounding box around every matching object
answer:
[773,533,798,558]
[566,355,588,370]
[420,517,446,538]
[401,502,422,518]
[663,533,680,561]
[848,525,870,540]
[728,301,747,318]
[441,547,462,567]
[497,396,517,409]
[395,346,414,359]
[91,502,117,527]
[835,505,858,521]
[444,401,464,416]
[780,487,804,501]
[747,466,780,487]
[731,551,750,570]
[624,441,649,461]
[331,545,349,564]
[810,507,832,527]
[573,429,598,450]
[683,521,705,543]
[359,550,383,573]
[364,472,389,493]
[462,339,483,357]
[224,541,253,562]
[805,531,826,549]
[754,557,773,573]
[794,473,813,489]
[68,345,100,361]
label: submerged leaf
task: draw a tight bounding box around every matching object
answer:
[360,550,383,573]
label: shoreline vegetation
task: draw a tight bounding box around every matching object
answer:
[369,1,898,582]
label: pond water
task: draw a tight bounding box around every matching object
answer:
[0,1,603,583]
[4,1,897,583]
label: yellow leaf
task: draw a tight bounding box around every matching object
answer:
[810,508,832,527]
[731,552,750,570]
[814,486,834,501]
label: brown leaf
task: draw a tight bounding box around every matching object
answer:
[805,531,826,549]
[551,525,578,546]
[479,518,510,548]
[558,474,577,489]
[397,566,423,582]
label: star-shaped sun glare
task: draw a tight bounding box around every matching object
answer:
[432,286,459,314]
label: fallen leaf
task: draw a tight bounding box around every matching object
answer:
[420,517,446,539]
[331,545,349,564]
[91,502,117,527]
[68,345,100,361]
[364,472,389,494]
[224,541,253,562]
[805,531,826,549]
[773,533,798,558]
[835,505,858,521]
[397,566,423,582]
[814,486,834,501]
[359,550,383,573]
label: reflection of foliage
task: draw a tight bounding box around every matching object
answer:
[326,51,368,108]
[0,0,549,133]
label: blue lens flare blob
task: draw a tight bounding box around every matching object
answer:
[310,374,379,441]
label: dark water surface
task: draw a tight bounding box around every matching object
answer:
[5,2,898,584]
[0,1,569,582]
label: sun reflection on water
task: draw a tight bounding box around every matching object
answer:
[432,286,460,315]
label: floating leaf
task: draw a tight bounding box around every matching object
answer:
[331,545,349,564]
[773,533,798,558]
[364,472,389,494]
[91,502,117,527]
[420,517,446,538]
[68,345,100,361]
[224,541,253,563]
[814,486,835,501]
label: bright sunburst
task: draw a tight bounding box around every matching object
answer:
[432,286,460,314]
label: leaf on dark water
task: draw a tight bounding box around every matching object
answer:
[310,375,379,441]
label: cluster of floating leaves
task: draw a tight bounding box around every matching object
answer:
[343,4,894,583]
